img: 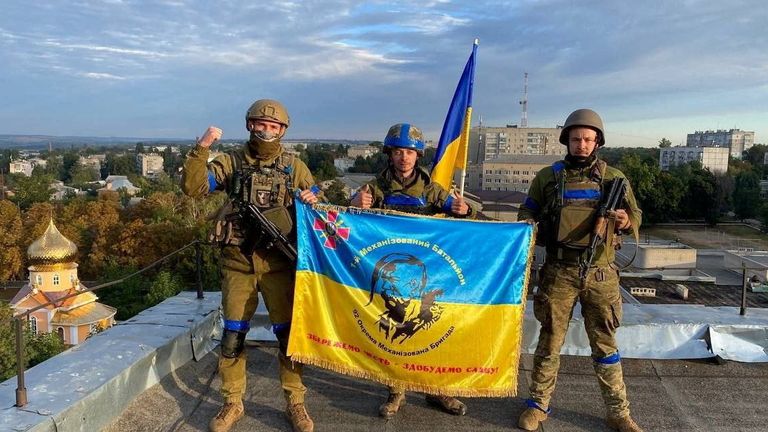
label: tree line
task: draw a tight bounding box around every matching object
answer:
[601,142,768,226]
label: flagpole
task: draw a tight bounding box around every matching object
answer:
[458,38,478,197]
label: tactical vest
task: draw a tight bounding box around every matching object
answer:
[378,167,435,215]
[229,151,295,211]
[543,159,620,266]
[553,160,604,249]
[209,150,296,248]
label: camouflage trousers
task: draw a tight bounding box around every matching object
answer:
[528,261,630,418]
[218,246,306,405]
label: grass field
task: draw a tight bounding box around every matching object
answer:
[641,224,768,250]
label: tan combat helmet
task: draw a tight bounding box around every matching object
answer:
[245,99,290,129]
[558,108,605,146]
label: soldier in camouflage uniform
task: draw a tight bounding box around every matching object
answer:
[350,122,472,419]
[516,109,644,432]
[181,99,320,432]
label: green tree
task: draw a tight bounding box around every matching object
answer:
[673,162,720,224]
[0,302,66,381]
[324,179,350,206]
[135,142,145,154]
[145,271,183,306]
[658,138,672,148]
[9,171,54,210]
[733,170,762,220]
[104,154,137,176]
[68,163,100,189]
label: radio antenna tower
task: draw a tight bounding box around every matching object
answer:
[519,72,528,128]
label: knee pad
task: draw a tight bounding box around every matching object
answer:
[221,329,246,358]
[273,323,291,356]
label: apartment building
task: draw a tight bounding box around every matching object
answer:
[136,153,164,177]
[686,129,754,158]
[659,146,729,174]
[465,154,562,192]
[467,125,565,164]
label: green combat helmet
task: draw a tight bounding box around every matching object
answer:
[383,123,425,156]
[245,99,290,128]
[558,109,605,146]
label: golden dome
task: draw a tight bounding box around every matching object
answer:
[27,219,78,265]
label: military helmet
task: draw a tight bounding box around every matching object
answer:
[558,108,605,146]
[245,99,290,128]
[383,123,425,154]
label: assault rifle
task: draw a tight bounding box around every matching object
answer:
[232,171,298,262]
[579,177,627,284]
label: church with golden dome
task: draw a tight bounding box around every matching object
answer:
[10,219,116,345]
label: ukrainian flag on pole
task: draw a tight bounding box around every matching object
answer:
[431,39,478,193]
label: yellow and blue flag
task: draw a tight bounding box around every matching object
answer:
[430,41,477,191]
[288,201,535,397]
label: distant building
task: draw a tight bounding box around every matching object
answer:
[348,146,378,159]
[334,157,355,173]
[78,155,103,172]
[10,219,116,345]
[9,160,33,176]
[465,154,562,193]
[686,129,754,158]
[98,175,140,196]
[468,125,565,164]
[659,146,729,174]
[136,153,164,177]
[50,180,83,200]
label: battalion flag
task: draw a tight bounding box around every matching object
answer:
[430,40,477,191]
[288,201,535,397]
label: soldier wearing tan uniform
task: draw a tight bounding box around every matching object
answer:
[351,123,472,419]
[517,109,644,432]
[181,99,319,432]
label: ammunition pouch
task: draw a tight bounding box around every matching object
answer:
[556,206,596,249]
[261,206,293,236]
[208,201,246,247]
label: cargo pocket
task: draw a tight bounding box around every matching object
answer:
[609,296,623,328]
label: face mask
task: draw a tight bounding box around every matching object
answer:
[248,134,282,159]
[252,129,279,142]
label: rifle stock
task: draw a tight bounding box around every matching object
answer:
[579,178,627,283]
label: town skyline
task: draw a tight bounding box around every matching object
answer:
[1,1,766,147]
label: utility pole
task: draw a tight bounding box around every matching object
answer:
[519,72,528,128]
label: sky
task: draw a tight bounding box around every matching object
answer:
[0,0,766,147]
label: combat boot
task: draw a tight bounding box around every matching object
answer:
[606,415,644,432]
[518,407,548,431]
[286,402,314,432]
[425,394,467,415]
[379,391,406,418]
[209,400,244,432]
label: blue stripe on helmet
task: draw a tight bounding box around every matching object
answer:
[384,123,425,151]
[223,319,250,332]
[563,189,601,200]
[594,352,621,365]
